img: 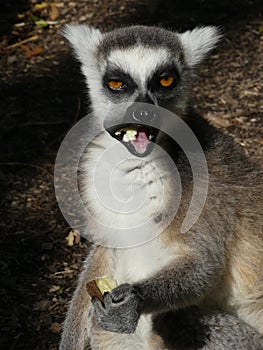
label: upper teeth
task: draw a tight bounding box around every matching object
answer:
[115,128,137,142]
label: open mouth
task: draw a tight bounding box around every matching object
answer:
[108,124,159,157]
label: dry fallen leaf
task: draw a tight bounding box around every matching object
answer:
[66,229,80,246]
[30,46,44,56]
[21,44,31,58]
[7,55,17,64]
[49,4,59,21]
[49,285,60,293]
[205,113,230,127]
[21,44,44,58]
[49,322,62,334]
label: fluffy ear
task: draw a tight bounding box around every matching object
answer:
[179,26,222,67]
[63,24,103,66]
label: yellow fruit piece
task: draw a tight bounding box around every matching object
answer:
[95,276,117,294]
[115,127,137,141]
[123,130,137,142]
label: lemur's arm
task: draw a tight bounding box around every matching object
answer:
[92,234,226,333]
[135,247,224,313]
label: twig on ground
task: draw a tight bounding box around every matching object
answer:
[6,35,38,50]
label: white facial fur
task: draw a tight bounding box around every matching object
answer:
[107,45,175,92]
[84,46,174,127]
[63,25,221,126]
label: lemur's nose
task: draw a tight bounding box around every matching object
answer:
[131,106,158,122]
[129,94,159,123]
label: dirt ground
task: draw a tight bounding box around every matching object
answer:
[0,0,262,349]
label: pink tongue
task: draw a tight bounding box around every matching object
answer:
[131,131,150,154]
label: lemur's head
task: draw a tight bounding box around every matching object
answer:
[64,25,221,157]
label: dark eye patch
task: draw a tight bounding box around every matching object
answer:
[103,67,137,94]
[148,64,180,93]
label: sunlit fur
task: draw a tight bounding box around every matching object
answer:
[60,25,263,350]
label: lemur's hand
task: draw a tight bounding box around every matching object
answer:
[92,283,143,334]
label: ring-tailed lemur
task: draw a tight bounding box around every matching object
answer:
[59,25,263,349]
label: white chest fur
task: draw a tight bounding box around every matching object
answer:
[81,132,178,247]
[113,239,175,284]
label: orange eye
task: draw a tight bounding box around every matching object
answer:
[160,76,174,87]
[108,81,124,90]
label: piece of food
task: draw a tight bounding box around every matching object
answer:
[86,280,103,302]
[86,276,117,302]
[96,276,117,294]
[115,127,137,142]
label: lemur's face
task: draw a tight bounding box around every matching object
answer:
[64,25,220,157]
[100,46,183,157]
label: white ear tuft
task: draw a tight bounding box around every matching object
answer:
[63,24,103,65]
[179,26,222,67]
